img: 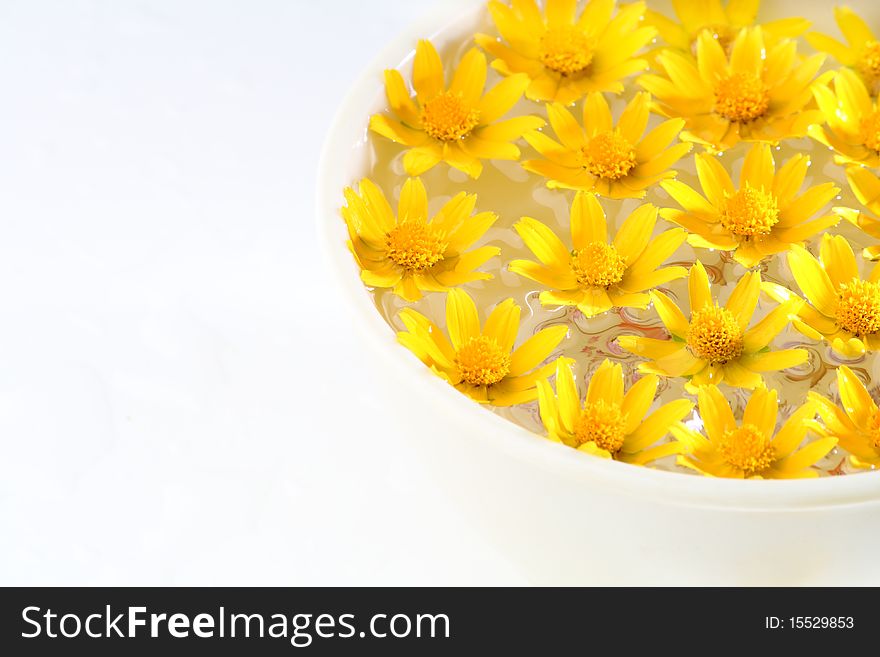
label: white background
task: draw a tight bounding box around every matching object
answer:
[0,0,522,585]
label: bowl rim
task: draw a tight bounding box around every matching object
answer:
[316,0,880,510]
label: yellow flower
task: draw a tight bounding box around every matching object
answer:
[671,386,835,478]
[640,28,826,150]
[807,365,880,469]
[369,40,544,179]
[646,0,809,53]
[537,358,693,464]
[474,0,656,104]
[810,69,880,167]
[837,166,880,260]
[521,92,692,198]
[769,234,880,358]
[660,143,840,268]
[342,178,500,302]
[397,288,569,406]
[509,192,688,316]
[806,6,880,93]
[618,260,807,392]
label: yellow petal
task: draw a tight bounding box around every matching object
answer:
[449,48,487,105]
[724,271,761,330]
[617,92,650,143]
[403,145,442,176]
[697,385,736,442]
[621,374,659,433]
[787,245,838,317]
[383,69,421,126]
[740,143,775,191]
[688,260,713,311]
[477,73,531,124]
[742,299,803,352]
[776,437,837,473]
[612,204,657,264]
[582,91,613,136]
[625,399,694,452]
[545,0,577,27]
[445,288,481,349]
[695,152,735,207]
[819,233,859,288]
[483,298,521,353]
[586,359,624,408]
[509,325,568,376]
[835,6,876,47]
[743,387,778,440]
[570,191,607,248]
[514,217,570,267]
[397,177,428,222]
[554,358,580,434]
[477,114,545,142]
[649,290,689,339]
[617,335,683,360]
[413,40,445,104]
[837,365,878,430]
[547,102,586,149]
[805,32,855,66]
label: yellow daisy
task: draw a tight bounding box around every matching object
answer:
[397,288,569,406]
[837,165,880,260]
[474,0,656,104]
[646,0,809,53]
[369,40,544,179]
[769,234,880,358]
[807,365,880,469]
[341,177,499,302]
[509,191,688,316]
[640,28,826,150]
[659,143,840,268]
[810,69,880,167]
[537,358,693,464]
[617,260,807,392]
[806,6,880,93]
[521,92,692,198]
[671,386,835,478]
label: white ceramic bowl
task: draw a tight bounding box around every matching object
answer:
[318,0,880,584]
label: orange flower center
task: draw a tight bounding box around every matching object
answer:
[719,185,779,237]
[573,400,628,453]
[835,278,880,337]
[719,423,776,475]
[580,131,637,180]
[687,305,744,363]
[454,335,511,386]
[385,222,447,271]
[539,26,595,75]
[859,108,880,153]
[420,92,480,141]
[858,40,880,85]
[570,242,627,288]
[713,72,770,123]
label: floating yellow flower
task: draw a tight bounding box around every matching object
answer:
[537,358,693,464]
[640,28,825,150]
[810,69,880,167]
[474,0,655,104]
[806,6,880,93]
[660,144,840,268]
[646,0,809,53]
[397,288,568,406]
[837,166,880,260]
[369,40,544,179]
[521,92,692,198]
[342,178,499,302]
[807,365,880,469]
[769,234,880,358]
[618,261,807,392]
[671,386,835,478]
[509,192,687,316]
